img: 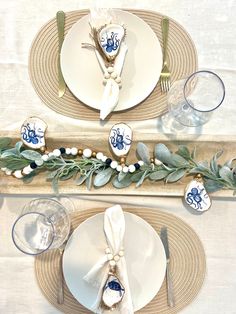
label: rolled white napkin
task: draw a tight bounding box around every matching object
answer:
[83,205,134,314]
[95,43,128,120]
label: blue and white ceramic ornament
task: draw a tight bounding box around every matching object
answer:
[109,123,132,158]
[98,24,125,61]
[20,117,47,150]
[185,175,211,212]
[102,274,125,309]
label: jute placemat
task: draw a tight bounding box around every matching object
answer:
[29,9,198,121]
[35,207,206,313]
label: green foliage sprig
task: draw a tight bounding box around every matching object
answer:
[0,137,236,194]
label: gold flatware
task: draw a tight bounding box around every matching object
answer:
[56,11,66,97]
[160,17,171,93]
[57,244,66,304]
[160,226,175,307]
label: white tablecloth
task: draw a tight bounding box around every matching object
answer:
[1,1,236,313]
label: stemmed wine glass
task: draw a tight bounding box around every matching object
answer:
[162,70,225,130]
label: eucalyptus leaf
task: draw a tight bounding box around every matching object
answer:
[136,170,148,187]
[191,146,196,159]
[168,154,189,167]
[210,159,218,175]
[52,177,59,195]
[47,169,60,180]
[176,145,191,159]
[162,164,174,171]
[210,150,223,174]
[15,141,23,153]
[22,171,36,184]
[219,166,234,184]
[0,159,7,167]
[118,171,127,182]
[189,162,212,174]
[224,158,236,168]
[59,170,77,181]
[75,174,87,186]
[1,148,19,158]
[165,168,186,183]
[204,179,224,193]
[154,144,172,164]
[94,167,113,187]
[130,171,145,182]
[198,160,209,168]
[0,137,11,149]
[149,170,170,181]
[112,175,132,189]
[2,156,29,170]
[21,150,42,161]
[86,171,94,190]
[137,142,150,164]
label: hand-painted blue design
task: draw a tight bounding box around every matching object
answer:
[101,32,120,53]
[186,187,208,210]
[21,123,44,145]
[104,279,125,297]
[110,128,132,151]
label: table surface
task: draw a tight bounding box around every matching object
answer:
[1,1,236,314]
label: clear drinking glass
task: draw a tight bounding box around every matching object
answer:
[12,198,71,255]
[166,70,225,127]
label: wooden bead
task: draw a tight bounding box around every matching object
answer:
[109,260,116,267]
[92,152,97,158]
[120,157,126,166]
[78,149,83,156]
[113,255,120,262]
[40,146,46,153]
[107,253,113,261]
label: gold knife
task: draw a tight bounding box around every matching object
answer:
[160,227,175,307]
[56,11,66,97]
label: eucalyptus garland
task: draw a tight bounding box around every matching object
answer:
[0,137,236,195]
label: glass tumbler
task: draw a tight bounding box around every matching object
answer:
[12,198,70,255]
[167,70,225,127]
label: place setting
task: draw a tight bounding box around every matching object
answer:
[29,8,198,121]
[11,198,206,314]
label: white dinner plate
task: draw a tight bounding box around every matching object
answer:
[63,211,166,312]
[61,9,162,111]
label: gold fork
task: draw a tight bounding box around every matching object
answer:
[160,17,171,93]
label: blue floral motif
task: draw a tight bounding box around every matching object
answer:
[21,123,44,145]
[110,128,132,151]
[186,187,208,210]
[101,31,120,53]
[104,278,124,297]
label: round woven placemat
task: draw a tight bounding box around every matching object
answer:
[29,9,198,121]
[35,207,206,313]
